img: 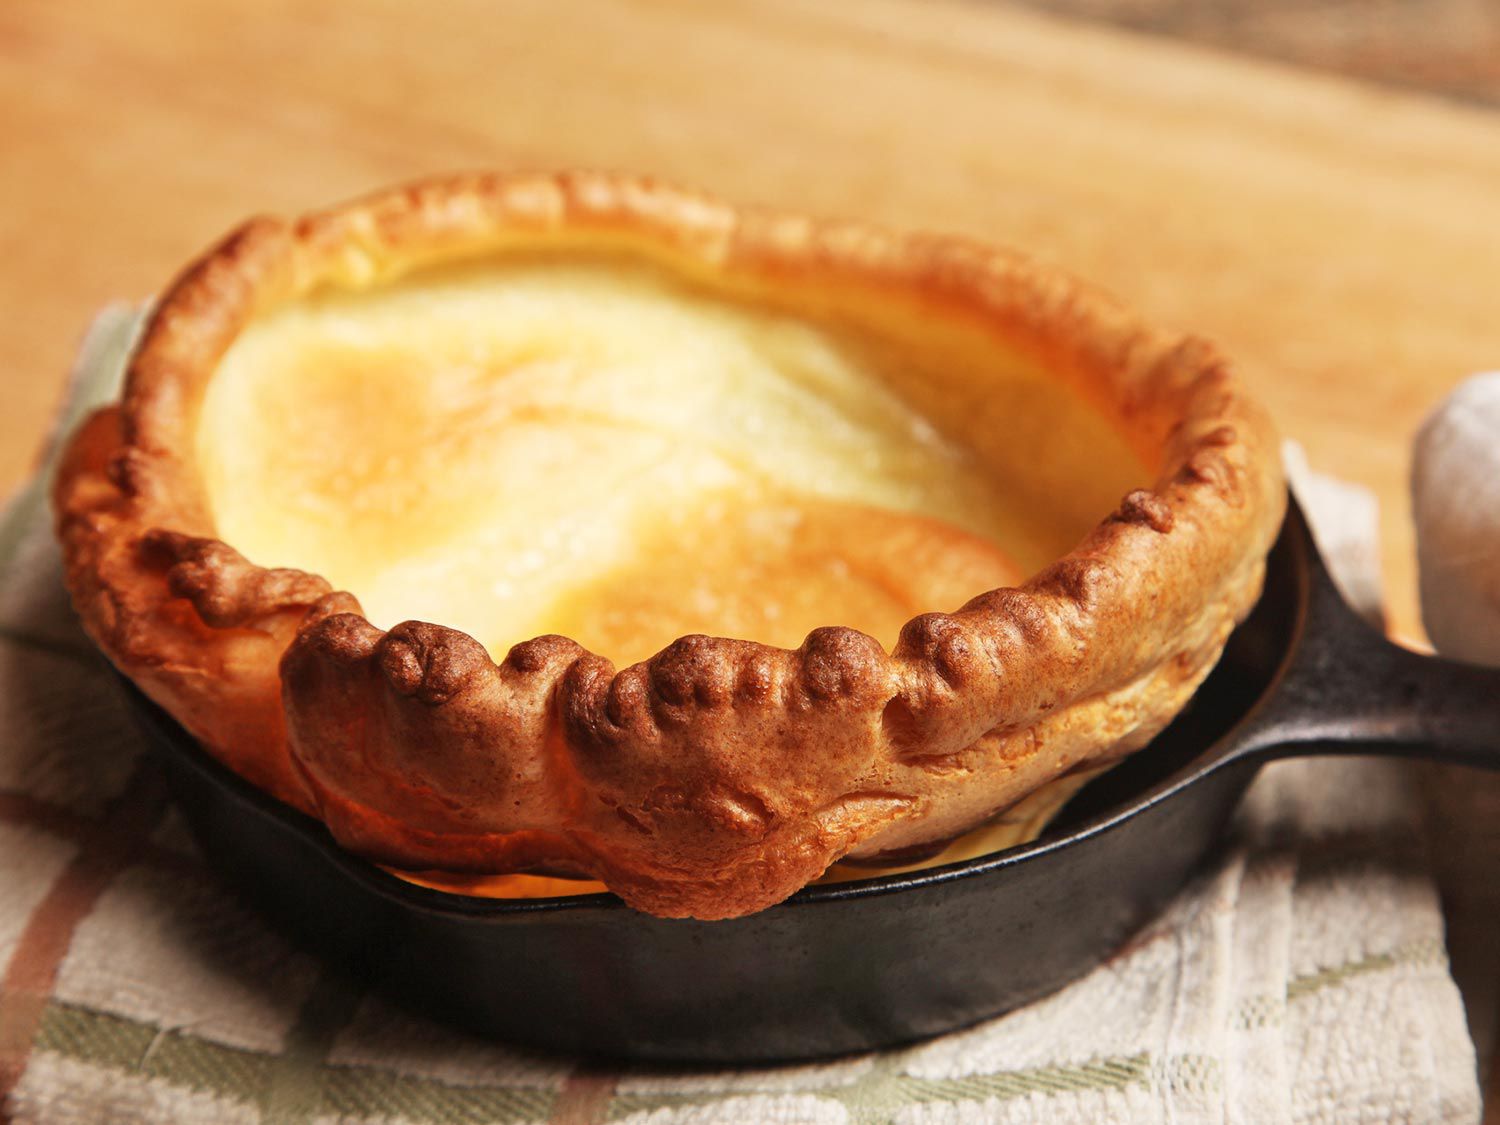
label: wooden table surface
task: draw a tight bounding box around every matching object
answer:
[2,0,1499,1108]
[5,0,1500,641]
[1023,0,1500,108]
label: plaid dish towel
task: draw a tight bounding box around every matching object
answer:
[0,308,1482,1124]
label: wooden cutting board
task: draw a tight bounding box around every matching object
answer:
[3,0,1500,640]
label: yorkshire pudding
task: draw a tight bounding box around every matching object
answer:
[54,172,1284,919]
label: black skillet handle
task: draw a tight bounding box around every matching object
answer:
[1228,552,1500,770]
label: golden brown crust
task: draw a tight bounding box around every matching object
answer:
[52,171,1284,919]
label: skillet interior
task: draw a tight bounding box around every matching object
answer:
[121,500,1307,1061]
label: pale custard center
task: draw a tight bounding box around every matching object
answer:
[199,260,1083,665]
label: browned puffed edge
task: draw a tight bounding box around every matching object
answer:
[52,170,1286,914]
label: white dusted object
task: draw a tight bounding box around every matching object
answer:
[1413,372,1500,665]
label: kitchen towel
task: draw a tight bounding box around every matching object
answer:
[0,307,1482,1124]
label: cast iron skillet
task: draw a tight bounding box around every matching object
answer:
[121,497,1500,1063]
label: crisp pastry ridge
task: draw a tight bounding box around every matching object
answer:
[53,171,1285,919]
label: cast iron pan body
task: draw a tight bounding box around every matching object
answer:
[123,499,1500,1062]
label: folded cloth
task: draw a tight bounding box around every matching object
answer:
[0,310,1481,1124]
